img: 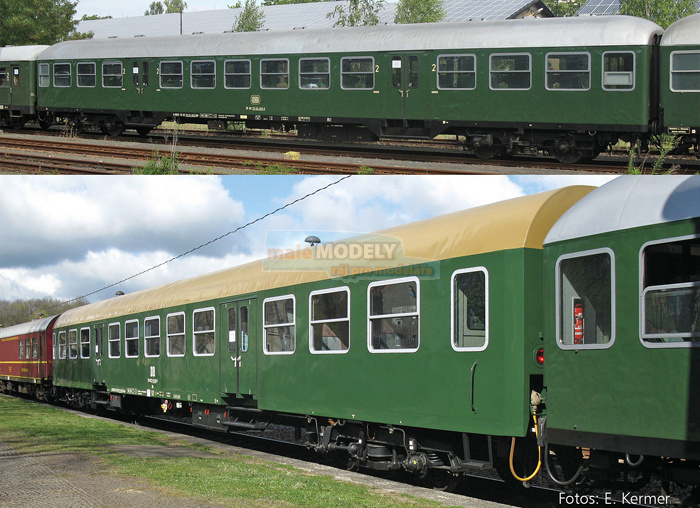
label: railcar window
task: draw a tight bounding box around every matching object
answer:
[53,63,71,88]
[490,54,531,90]
[437,54,476,90]
[263,296,295,354]
[642,237,700,343]
[452,268,488,350]
[160,61,183,89]
[0,68,7,87]
[24,340,29,361]
[557,250,614,348]
[69,329,78,359]
[144,317,160,357]
[167,312,185,357]
[77,62,96,88]
[546,53,590,91]
[392,56,402,88]
[603,52,635,91]
[671,51,700,92]
[193,308,215,356]
[102,62,123,88]
[125,320,139,358]
[191,60,216,89]
[368,278,419,352]
[310,287,350,353]
[80,328,90,359]
[52,333,56,360]
[58,332,67,359]
[38,64,50,88]
[299,58,330,90]
[261,59,289,89]
[32,337,38,360]
[108,323,120,358]
[341,57,374,90]
[224,60,251,89]
[18,339,23,359]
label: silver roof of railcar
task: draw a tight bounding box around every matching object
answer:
[0,315,58,340]
[0,46,50,62]
[41,16,662,61]
[545,176,700,245]
[661,13,700,47]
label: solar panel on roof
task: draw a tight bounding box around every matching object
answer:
[577,0,700,16]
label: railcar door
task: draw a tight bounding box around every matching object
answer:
[390,55,421,122]
[92,323,105,385]
[219,299,258,397]
[131,61,151,112]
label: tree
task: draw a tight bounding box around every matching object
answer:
[0,297,89,329]
[81,14,113,20]
[619,0,698,28]
[145,1,165,15]
[394,0,445,24]
[327,0,385,26]
[0,0,80,46]
[549,0,585,16]
[261,0,323,4]
[232,0,266,32]
[164,0,188,13]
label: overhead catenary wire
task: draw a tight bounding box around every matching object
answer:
[55,175,352,308]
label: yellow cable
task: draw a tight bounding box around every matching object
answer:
[509,410,542,482]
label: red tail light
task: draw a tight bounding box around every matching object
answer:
[535,347,544,365]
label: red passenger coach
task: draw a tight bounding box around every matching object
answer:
[0,315,58,400]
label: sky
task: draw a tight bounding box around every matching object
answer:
[0,175,616,304]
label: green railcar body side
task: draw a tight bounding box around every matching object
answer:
[53,186,593,439]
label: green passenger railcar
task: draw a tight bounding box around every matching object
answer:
[543,177,700,466]
[659,13,700,153]
[36,16,661,161]
[0,46,49,129]
[52,186,591,478]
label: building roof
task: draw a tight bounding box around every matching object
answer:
[55,186,593,328]
[0,315,59,340]
[577,0,700,16]
[76,0,552,39]
[42,15,662,62]
[544,176,700,245]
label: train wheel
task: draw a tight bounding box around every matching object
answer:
[8,116,25,130]
[421,470,461,492]
[553,147,584,164]
[39,119,52,130]
[474,145,505,160]
[136,126,153,137]
[102,119,125,137]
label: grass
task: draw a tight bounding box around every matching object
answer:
[0,396,449,508]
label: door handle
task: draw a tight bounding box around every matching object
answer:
[470,361,478,413]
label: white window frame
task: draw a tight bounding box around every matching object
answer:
[555,248,616,351]
[144,316,161,358]
[602,51,636,91]
[670,50,700,93]
[451,267,489,352]
[191,60,216,89]
[102,61,123,88]
[52,332,56,360]
[309,287,350,355]
[340,56,375,90]
[77,61,96,88]
[224,59,251,89]
[68,329,78,359]
[160,60,183,89]
[489,53,531,91]
[639,233,700,348]
[80,327,91,359]
[299,57,331,90]
[367,276,420,354]
[166,312,186,358]
[38,63,50,88]
[125,319,139,358]
[192,307,216,357]
[263,294,296,355]
[436,53,476,91]
[108,322,121,358]
[260,58,290,90]
[545,52,591,91]
[58,331,67,359]
[53,63,71,88]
